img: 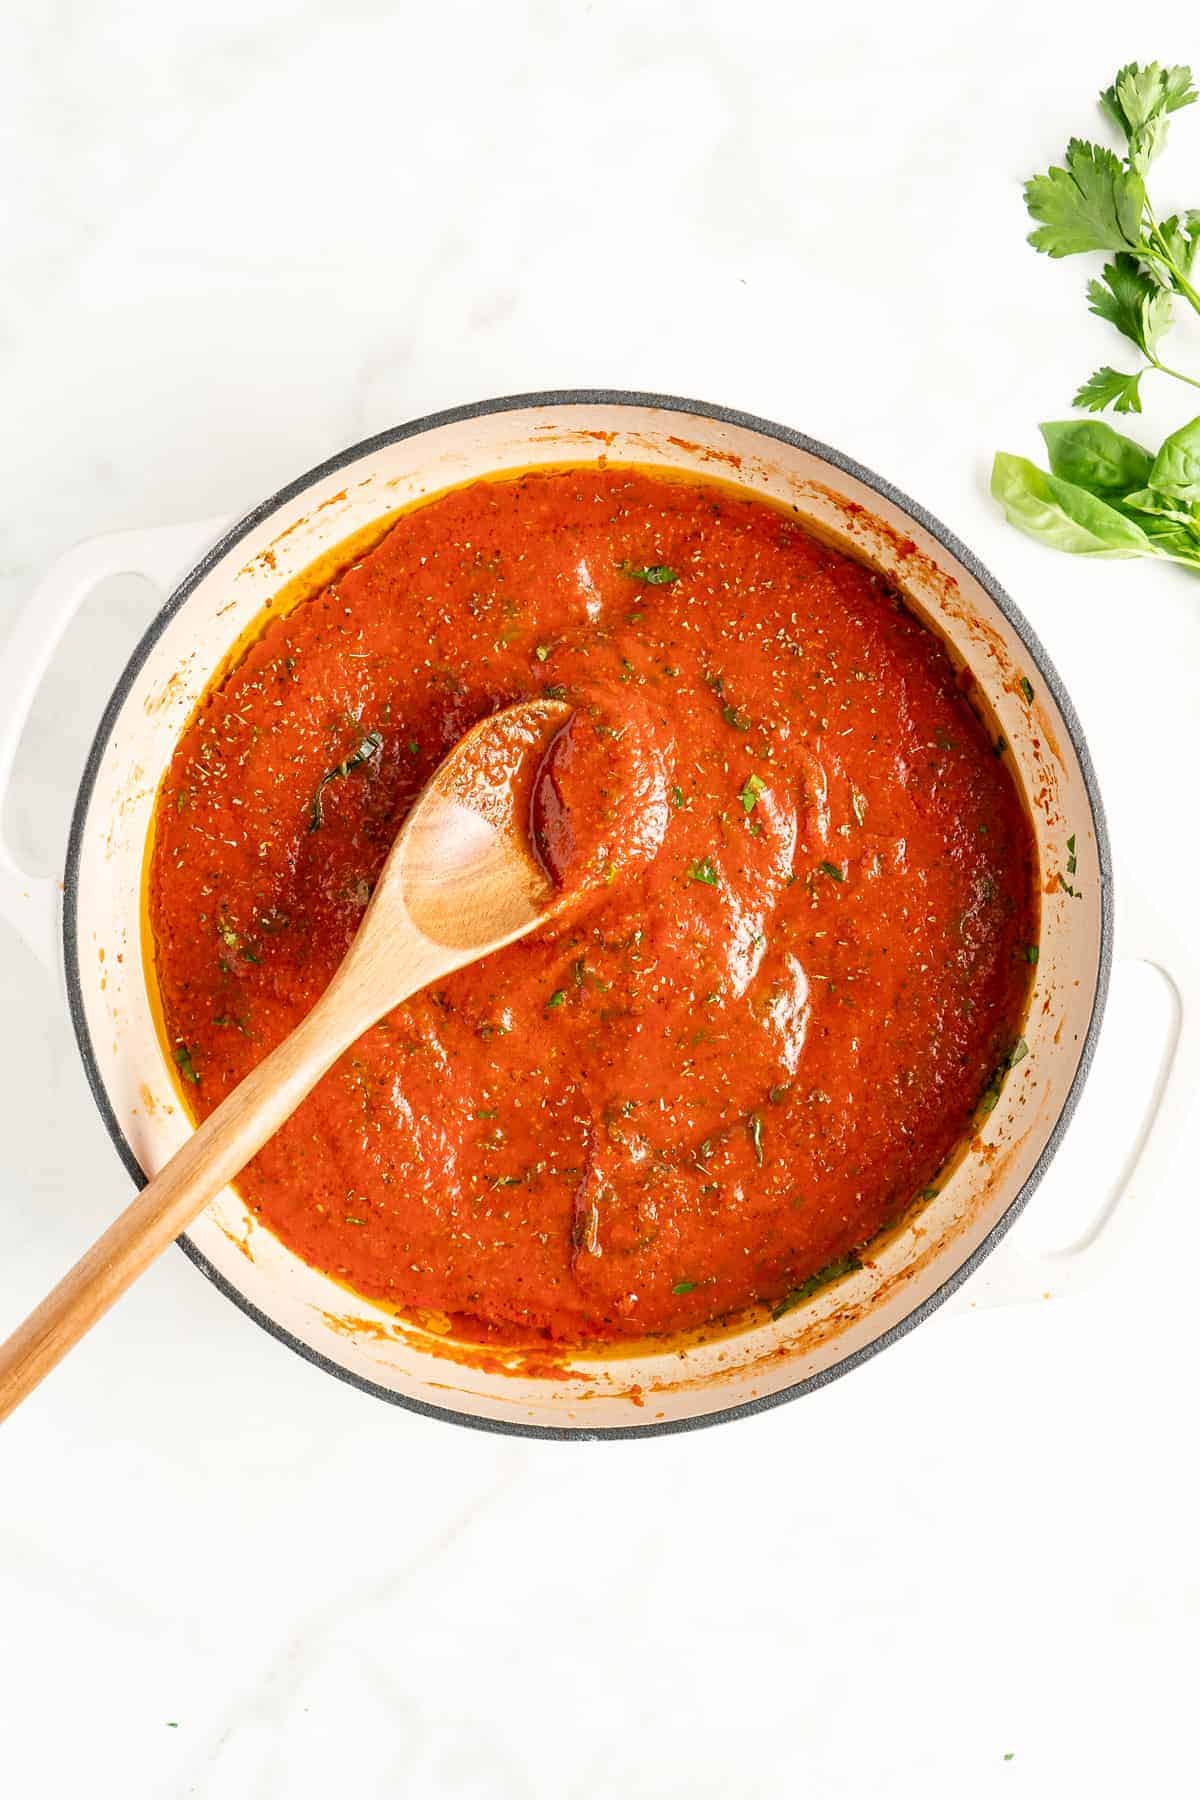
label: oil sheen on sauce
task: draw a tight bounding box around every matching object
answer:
[149,467,1037,1344]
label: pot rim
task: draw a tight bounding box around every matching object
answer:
[62,388,1114,1439]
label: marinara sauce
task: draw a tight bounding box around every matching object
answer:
[149,468,1036,1342]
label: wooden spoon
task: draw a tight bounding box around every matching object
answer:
[0,697,571,1423]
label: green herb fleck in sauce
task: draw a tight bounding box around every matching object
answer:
[617,561,679,585]
[308,729,383,831]
[749,1111,765,1164]
[687,857,720,887]
[740,772,767,813]
[770,1251,863,1321]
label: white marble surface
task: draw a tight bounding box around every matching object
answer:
[3,3,1200,1794]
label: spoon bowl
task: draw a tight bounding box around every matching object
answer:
[384,697,568,956]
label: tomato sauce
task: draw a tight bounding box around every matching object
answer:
[149,467,1036,1343]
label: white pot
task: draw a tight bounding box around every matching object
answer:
[2,392,1163,1436]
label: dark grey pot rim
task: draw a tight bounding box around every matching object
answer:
[62,388,1114,1441]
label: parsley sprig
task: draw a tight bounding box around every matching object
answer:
[993,61,1200,574]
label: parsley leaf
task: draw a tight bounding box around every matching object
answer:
[1025,139,1145,258]
[1072,365,1144,415]
[1086,254,1171,355]
[687,857,720,887]
[1100,61,1197,170]
[1158,211,1200,276]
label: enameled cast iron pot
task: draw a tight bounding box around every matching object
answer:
[0,393,1125,1436]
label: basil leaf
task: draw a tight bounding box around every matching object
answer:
[1148,416,1200,502]
[1039,419,1153,494]
[1121,488,1200,529]
[991,455,1158,557]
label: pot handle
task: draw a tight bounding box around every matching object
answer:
[0,519,231,974]
[952,875,1200,1310]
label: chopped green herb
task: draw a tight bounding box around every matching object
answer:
[1058,872,1079,897]
[768,1084,790,1104]
[749,1111,765,1164]
[920,1186,939,1201]
[979,1038,1032,1113]
[173,1044,199,1085]
[740,772,767,813]
[672,1280,697,1295]
[670,784,685,809]
[166,1723,178,1730]
[1018,675,1035,705]
[474,1106,498,1119]
[818,860,845,882]
[770,1251,863,1320]
[1004,1753,1014,1763]
[1067,832,1078,874]
[543,683,568,701]
[407,739,419,755]
[535,644,551,662]
[722,703,751,731]
[546,989,567,1009]
[687,857,720,886]
[617,561,679,584]
[308,729,383,831]
[1024,943,1040,964]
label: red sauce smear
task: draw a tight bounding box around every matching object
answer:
[150,467,1036,1343]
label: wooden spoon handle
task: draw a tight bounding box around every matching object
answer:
[0,984,368,1423]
